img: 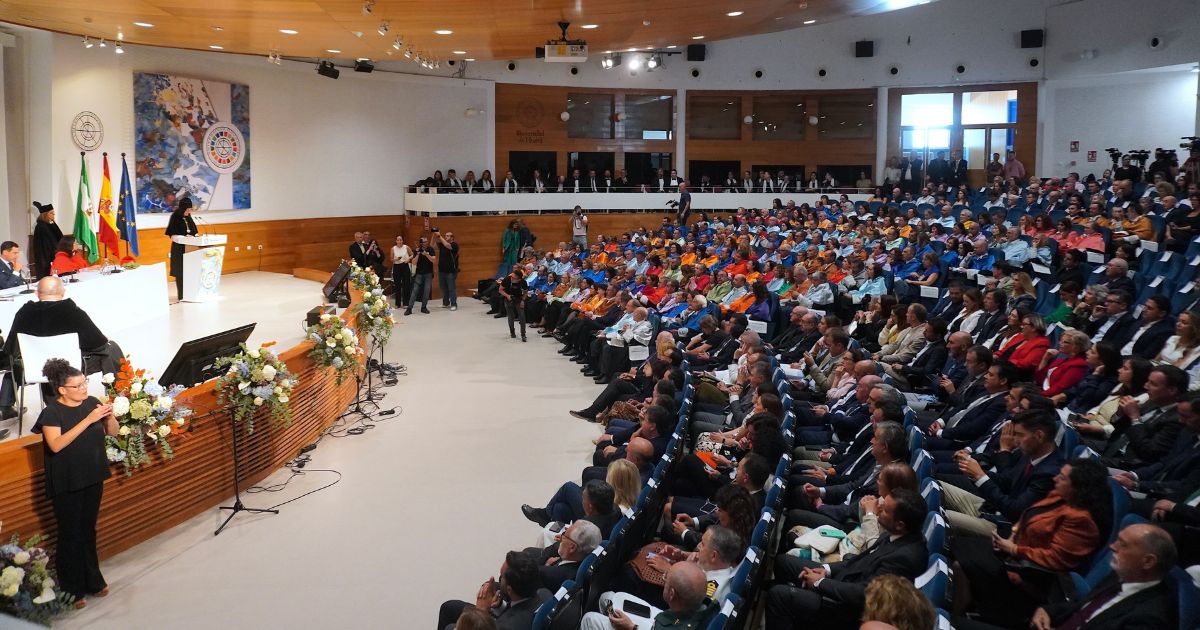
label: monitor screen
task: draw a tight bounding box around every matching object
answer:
[323,261,352,302]
[159,323,257,388]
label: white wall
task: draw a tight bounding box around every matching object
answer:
[30,34,493,232]
[1044,0,1200,80]
[1041,69,1198,178]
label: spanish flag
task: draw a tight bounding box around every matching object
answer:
[97,153,121,255]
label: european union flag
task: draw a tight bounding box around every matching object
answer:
[116,153,139,258]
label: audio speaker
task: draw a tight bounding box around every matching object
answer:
[1020,29,1044,48]
[855,40,874,58]
[307,305,336,327]
[686,44,706,62]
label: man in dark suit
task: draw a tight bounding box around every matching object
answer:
[938,407,1064,538]
[778,311,823,364]
[532,520,601,591]
[1120,295,1174,360]
[1099,260,1136,301]
[771,307,817,354]
[1084,290,1138,347]
[971,290,1009,344]
[1116,396,1200,515]
[1057,250,1087,289]
[947,150,968,188]
[898,152,924,195]
[1102,365,1187,469]
[926,151,950,186]
[922,350,1003,439]
[1029,523,1178,630]
[0,241,25,290]
[929,283,965,322]
[765,488,929,630]
[436,550,546,630]
[566,168,584,194]
[884,317,949,390]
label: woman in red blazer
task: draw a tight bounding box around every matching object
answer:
[998,312,1052,377]
[950,458,1110,627]
[1034,329,1092,397]
[49,236,92,276]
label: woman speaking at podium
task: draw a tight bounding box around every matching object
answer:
[165,197,198,300]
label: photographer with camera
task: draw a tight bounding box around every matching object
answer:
[676,181,692,226]
[435,228,460,311]
[1116,154,1144,183]
[1181,138,1200,186]
[572,205,589,246]
[403,234,437,316]
[1148,148,1179,183]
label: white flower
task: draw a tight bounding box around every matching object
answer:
[1,583,16,598]
[130,381,143,395]
[320,313,331,322]
[118,425,131,436]
[344,339,354,348]
[174,418,186,425]
[248,349,260,359]
[12,552,29,566]
[237,381,249,391]
[253,397,264,406]
[112,396,131,417]
[326,339,336,347]
[278,395,289,403]
[32,586,55,604]
[154,396,173,411]
[273,386,283,395]
[101,373,115,384]
[261,365,277,381]
[158,424,171,437]
[147,431,158,441]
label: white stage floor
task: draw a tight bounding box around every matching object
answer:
[51,294,603,630]
[2,271,319,438]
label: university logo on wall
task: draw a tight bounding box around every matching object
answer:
[133,72,251,212]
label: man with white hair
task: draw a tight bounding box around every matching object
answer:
[594,307,654,384]
[536,520,601,592]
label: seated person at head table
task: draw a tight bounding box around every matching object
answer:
[49,236,95,276]
[0,241,26,290]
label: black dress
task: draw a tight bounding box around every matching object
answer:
[32,219,63,279]
[164,212,198,298]
[33,397,110,598]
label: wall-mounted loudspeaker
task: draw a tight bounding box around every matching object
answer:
[1148,36,1163,49]
[570,66,579,75]
[855,40,874,58]
[1028,57,1040,68]
[687,44,706,62]
[690,68,701,78]
[1020,29,1044,48]
[954,63,966,74]
[753,69,763,79]
[506,61,517,71]
[817,68,828,78]
[888,65,899,75]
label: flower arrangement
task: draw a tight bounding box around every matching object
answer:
[214,342,297,433]
[346,260,395,345]
[100,359,193,474]
[0,531,72,625]
[347,260,379,292]
[306,313,363,385]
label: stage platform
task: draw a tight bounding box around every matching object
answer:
[0,271,321,438]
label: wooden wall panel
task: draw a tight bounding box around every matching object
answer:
[128,215,406,276]
[683,89,878,179]
[495,84,677,176]
[0,271,359,560]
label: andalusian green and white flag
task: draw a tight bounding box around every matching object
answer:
[74,153,99,263]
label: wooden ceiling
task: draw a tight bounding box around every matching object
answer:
[0,0,934,63]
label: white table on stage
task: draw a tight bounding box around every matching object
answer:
[0,263,170,340]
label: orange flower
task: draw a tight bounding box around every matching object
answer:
[261,341,277,348]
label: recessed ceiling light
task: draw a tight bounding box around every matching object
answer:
[211,25,224,31]
[326,49,341,53]
[434,29,453,35]
[666,45,677,49]
[604,50,612,54]
[581,24,599,29]
[133,22,154,28]
[279,29,298,35]
[804,19,817,24]
[627,47,638,52]
[465,58,475,61]
[727,11,744,16]
[452,50,467,54]
[209,45,224,50]
[692,35,705,40]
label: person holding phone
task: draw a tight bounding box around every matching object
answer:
[436,550,542,630]
[32,357,119,608]
[498,268,528,342]
[403,235,436,316]
[435,229,460,311]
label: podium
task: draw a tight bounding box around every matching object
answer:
[173,234,227,302]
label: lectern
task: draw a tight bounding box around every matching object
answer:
[172,234,228,302]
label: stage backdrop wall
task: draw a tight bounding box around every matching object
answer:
[33,31,493,238]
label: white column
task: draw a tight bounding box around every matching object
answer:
[875,86,888,182]
[676,88,686,178]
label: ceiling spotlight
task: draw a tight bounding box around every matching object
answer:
[133,22,154,28]
[434,29,453,35]
[83,36,93,48]
[377,21,389,36]
[326,49,342,54]
[692,35,705,40]
[628,55,642,70]
[647,54,660,69]
[316,60,340,79]
[279,29,298,35]
[209,45,224,50]
[393,36,404,49]
[267,50,282,65]
[98,38,107,48]
[115,44,124,54]
[601,53,623,69]
[361,0,375,16]
[404,48,413,59]
[727,11,744,16]
[803,19,817,24]
[452,50,466,55]
[465,58,475,61]
[581,24,599,29]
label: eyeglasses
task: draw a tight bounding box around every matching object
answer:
[65,381,88,390]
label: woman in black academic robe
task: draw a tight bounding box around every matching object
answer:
[31,201,63,279]
[164,197,198,300]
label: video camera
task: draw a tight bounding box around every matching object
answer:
[1182,137,1200,153]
